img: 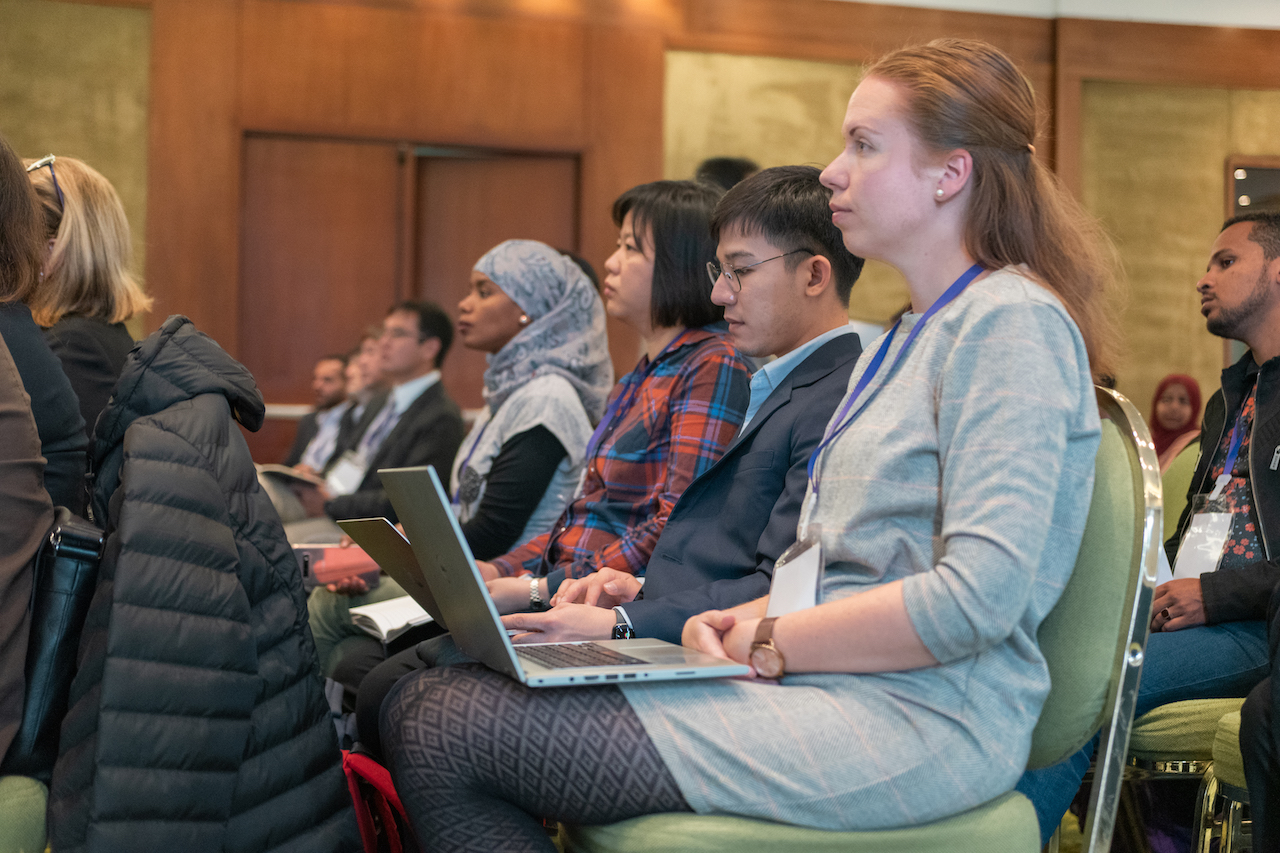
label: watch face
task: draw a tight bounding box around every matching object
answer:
[750,646,784,678]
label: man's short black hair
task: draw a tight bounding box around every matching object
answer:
[389,300,453,368]
[318,353,349,368]
[696,157,760,192]
[709,165,865,306]
[1224,211,1280,263]
[612,180,725,330]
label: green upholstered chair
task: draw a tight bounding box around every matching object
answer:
[1126,698,1244,778]
[0,775,47,853]
[1189,710,1252,853]
[564,387,1161,853]
[1161,438,1200,542]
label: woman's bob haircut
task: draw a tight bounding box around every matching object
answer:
[612,180,725,330]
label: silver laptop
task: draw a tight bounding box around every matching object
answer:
[379,465,749,688]
[336,517,446,631]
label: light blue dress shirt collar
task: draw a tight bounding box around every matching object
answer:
[391,370,441,416]
[740,324,858,432]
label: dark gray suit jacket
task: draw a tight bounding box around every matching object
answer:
[324,389,389,476]
[324,381,465,523]
[625,333,862,643]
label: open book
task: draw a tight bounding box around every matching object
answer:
[349,595,433,644]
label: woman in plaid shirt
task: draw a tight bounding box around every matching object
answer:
[482,180,751,612]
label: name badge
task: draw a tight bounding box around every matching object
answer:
[1171,493,1233,580]
[325,451,368,497]
[766,531,825,618]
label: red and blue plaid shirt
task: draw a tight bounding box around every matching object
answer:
[491,325,750,589]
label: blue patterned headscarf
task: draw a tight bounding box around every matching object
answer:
[473,240,613,423]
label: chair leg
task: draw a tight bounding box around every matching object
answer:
[1044,824,1060,853]
[1191,765,1221,853]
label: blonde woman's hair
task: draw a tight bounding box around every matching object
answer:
[868,39,1120,382]
[25,155,153,326]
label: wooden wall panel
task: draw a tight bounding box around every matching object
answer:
[581,24,666,370]
[238,136,402,403]
[236,136,403,462]
[414,155,579,410]
[146,0,240,347]
[239,0,586,149]
[673,0,1054,123]
[1055,19,1280,195]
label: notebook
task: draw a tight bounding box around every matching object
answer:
[378,465,749,688]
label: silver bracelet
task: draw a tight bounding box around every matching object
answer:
[529,576,545,611]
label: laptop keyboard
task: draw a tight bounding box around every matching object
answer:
[517,642,647,669]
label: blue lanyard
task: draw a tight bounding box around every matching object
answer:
[1222,411,1246,478]
[583,329,690,461]
[451,416,494,504]
[1210,406,1249,501]
[807,264,985,497]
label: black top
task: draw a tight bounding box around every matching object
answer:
[0,303,87,513]
[44,316,135,441]
[461,425,567,560]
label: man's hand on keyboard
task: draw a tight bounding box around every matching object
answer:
[501,605,618,644]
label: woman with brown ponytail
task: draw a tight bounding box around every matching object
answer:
[378,39,1117,852]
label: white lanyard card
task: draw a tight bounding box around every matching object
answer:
[325,451,369,497]
[1171,491,1234,580]
[765,528,825,618]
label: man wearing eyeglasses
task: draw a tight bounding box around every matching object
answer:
[285,301,466,541]
[492,165,867,644]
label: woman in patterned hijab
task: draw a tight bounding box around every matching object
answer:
[450,239,612,558]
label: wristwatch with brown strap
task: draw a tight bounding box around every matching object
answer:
[749,616,786,678]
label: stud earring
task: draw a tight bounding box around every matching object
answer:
[518,314,531,327]
[935,187,945,198]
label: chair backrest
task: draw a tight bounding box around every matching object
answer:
[1161,438,1200,541]
[1028,387,1160,852]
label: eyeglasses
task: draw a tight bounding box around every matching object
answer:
[706,249,811,293]
[25,154,64,208]
[380,326,427,342]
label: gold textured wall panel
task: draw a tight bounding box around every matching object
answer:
[1082,81,1280,418]
[0,0,151,332]
[664,50,909,326]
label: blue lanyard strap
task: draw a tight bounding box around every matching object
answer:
[806,264,985,496]
[1221,407,1248,482]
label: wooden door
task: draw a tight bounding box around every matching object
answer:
[238,135,404,461]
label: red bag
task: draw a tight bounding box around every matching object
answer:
[342,749,419,853]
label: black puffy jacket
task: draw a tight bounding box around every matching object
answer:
[49,316,358,852]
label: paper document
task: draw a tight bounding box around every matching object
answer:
[350,596,433,644]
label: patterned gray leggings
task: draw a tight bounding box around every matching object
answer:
[381,663,691,853]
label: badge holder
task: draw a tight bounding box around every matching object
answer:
[766,494,825,618]
[1171,488,1234,580]
[325,451,368,496]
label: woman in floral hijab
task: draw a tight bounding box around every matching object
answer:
[451,239,613,557]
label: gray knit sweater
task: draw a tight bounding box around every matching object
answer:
[621,267,1100,830]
